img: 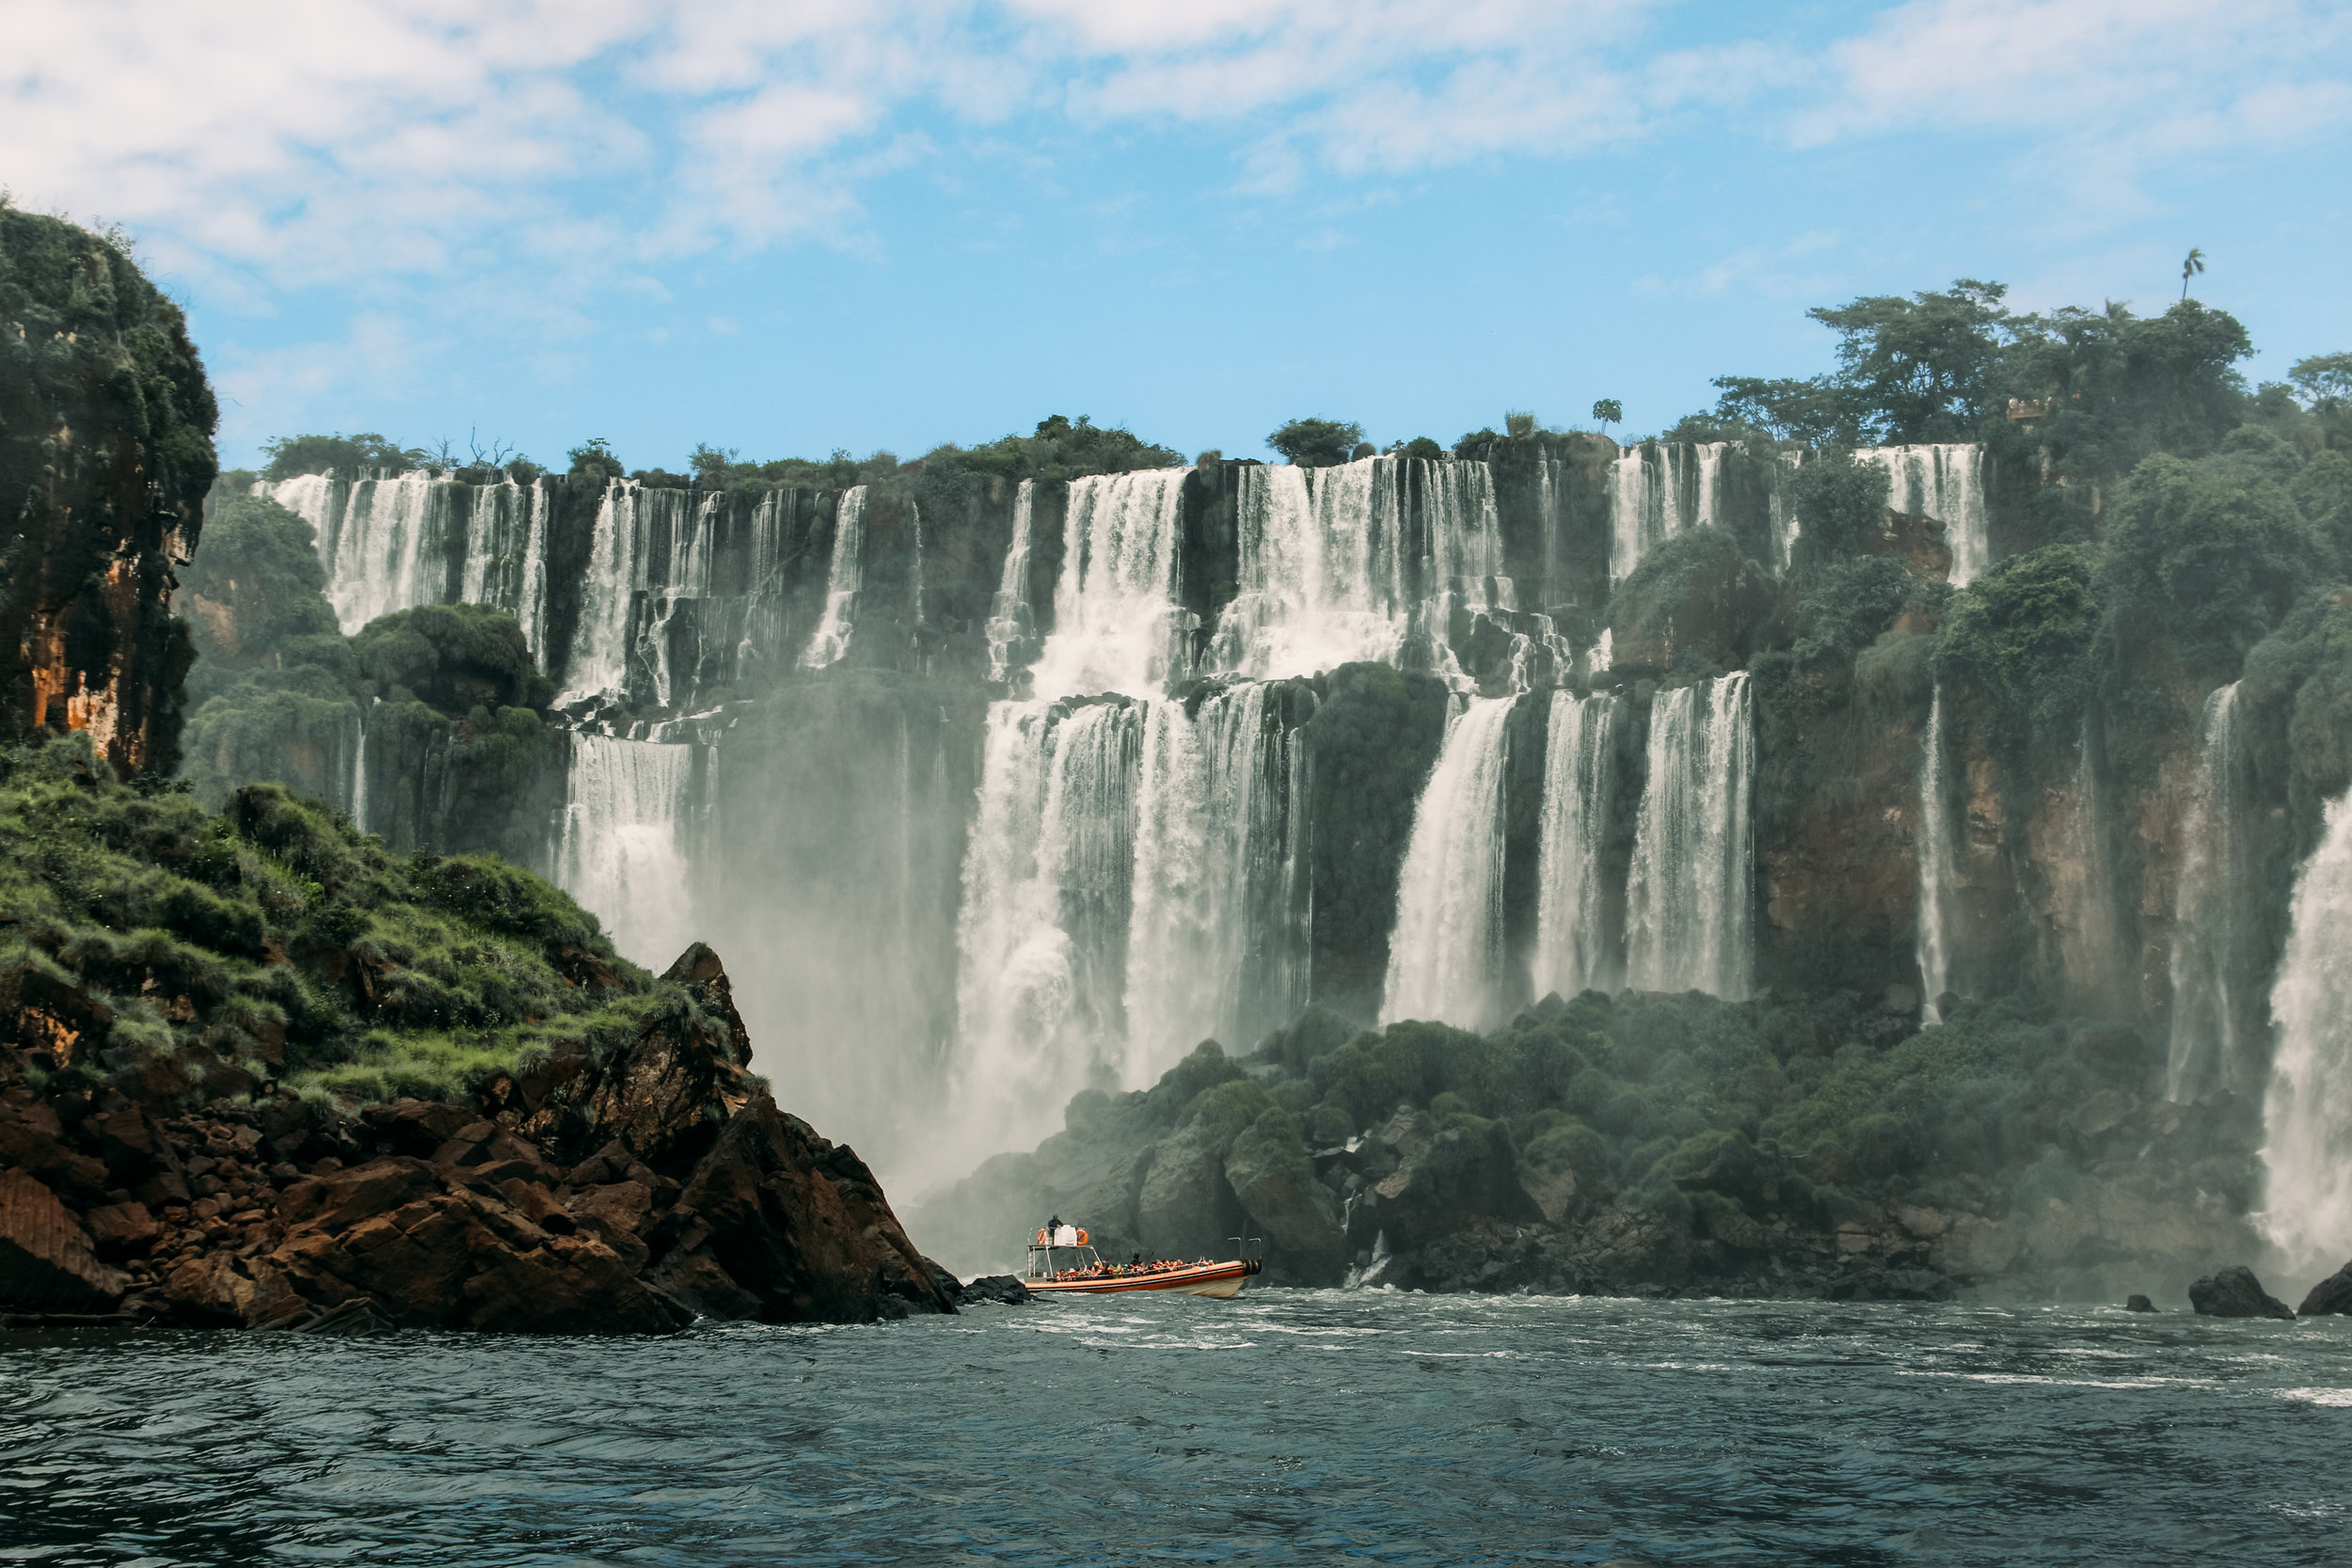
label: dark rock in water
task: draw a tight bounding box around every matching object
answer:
[2296,1261,2352,1317]
[2188,1265,2295,1320]
[0,1170,128,1311]
[958,1275,1032,1306]
[2124,1294,2155,1313]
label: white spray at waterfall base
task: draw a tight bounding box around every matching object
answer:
[1383,697,1516,1028]
[2259,787,2352,1271]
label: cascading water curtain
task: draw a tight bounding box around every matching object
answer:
[1533,691,1620,999]
[801,486,867,669]
[1382,696,1517,1027]
[1625,673,1754,998]
[1915,685,1956,1021]
[2168,683,2252,1101]
[556,732,701,969]
[2259,785,2352,1269]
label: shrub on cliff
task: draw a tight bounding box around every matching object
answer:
[1934,545,2102,739]
[259,432,425,481]
[1788,451,1893,567]
[2,734,669,1106]
[2100,439,2328,680]
[353,603,551,713]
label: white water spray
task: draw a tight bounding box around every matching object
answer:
[1915,685,1956,1020]
[556,733,700,969]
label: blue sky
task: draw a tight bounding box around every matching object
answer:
[9,0,2350,470]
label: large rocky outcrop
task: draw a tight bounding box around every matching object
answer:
[3,208,216,776]
[2189,1264,2295,1320]
[0,943,962,1330]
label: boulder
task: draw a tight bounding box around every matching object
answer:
[1223,1117,1347,1284]
[2296,1261,2352,1318]
[958,1275,1032,1306]
[2188,1264,2295,1320]
[2124,1293,2155,1313]
[0,1169,126,1311]
[1136,1121,1248,1260]
[1369,1117,1537,1250]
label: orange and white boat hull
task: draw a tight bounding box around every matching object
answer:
[1025,1259,1259,1298]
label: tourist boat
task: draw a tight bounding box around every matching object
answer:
[1021,1224,1263,1298]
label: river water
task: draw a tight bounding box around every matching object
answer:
[7,1291,2350,1565]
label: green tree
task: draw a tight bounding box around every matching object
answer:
[2101,439,2328,676]
[2291,353,2352,411]
[1807,279,2014,443]
[1788,451,1892,568]
[1706,376,1852,447]
[1591,399,1622,435]
[2181,246,2206,302]
[1935,545,2104,734]
[567,437,625,480]
[1267,417,1365,467]
[261,433,422,481]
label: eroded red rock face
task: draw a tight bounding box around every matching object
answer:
[0,945,958,1332]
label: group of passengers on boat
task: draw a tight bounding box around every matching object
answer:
[1068,1255,1210,1280]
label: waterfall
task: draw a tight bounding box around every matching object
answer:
[1533,691,1619,999]
[1204,454,1513,685]
[1625,673,1754,997]
[564,480,642,704]
[2168,683,2252,1100]
[259,470,447,634]
[1123,683,1309,1079]
[1382,696,1517,1027]
[1915,685,1955,1022]
[1027,468,1190,700]
[2259,785,2352,1269]
[1767,449,1805,572]
[1858,444,1990,586]
[1609,443,1682,582]
[556,733,700,969]
[350,700,372,835]
[985,480,1037,683]
[1692,441,1727,530]
[515,479,549,660]
[952,700,1143,1156]
[800,486,867,670]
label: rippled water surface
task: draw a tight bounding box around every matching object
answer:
[8,1291,2352,1564]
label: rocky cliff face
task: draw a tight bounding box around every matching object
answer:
[0,942,961,1330]
[3,209,217,776]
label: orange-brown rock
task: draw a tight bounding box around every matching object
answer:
[0,1168,128,1311]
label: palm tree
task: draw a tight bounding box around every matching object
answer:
[1591,398,1622,436]
[2181,247,2205,302]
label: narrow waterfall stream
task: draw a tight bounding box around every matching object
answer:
[1382,697,1517,1027]
[1532,691,1619,999]
[2260,786,2352,1268]
[984,479,1036,682]
[1625,673,1755,997]
[1859,444,1990,586]
[800,485,867,669]
[2168,683,2252,1100]
[556,733,702,969]
[1915,685,1956,1020]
